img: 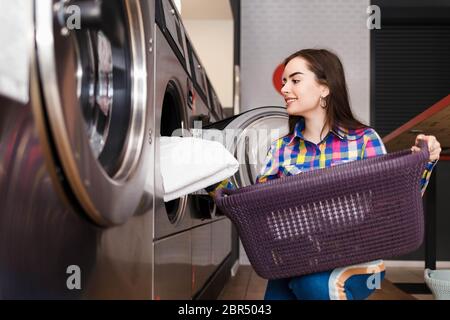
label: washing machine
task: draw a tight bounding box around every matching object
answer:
[203,106,290,269]
[205,106,290,190]
[153,0,237,299]
[206,75,224,122]
[186,64,235,298]
[152,1,192,299]
[0,0,155,298]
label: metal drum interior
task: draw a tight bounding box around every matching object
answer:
[159,80,188,225]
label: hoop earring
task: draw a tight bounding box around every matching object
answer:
[320,96,327,109]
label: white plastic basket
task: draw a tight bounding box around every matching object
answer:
[424,269,450,300]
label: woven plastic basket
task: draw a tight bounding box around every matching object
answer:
[425,269,450,300]
[214,141,430,279]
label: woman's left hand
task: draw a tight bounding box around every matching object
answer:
[411,134,441,162]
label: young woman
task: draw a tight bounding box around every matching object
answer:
[257,49,441,300]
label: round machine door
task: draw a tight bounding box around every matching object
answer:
[204,106,289,189]
[158,80,189,227]
[34,0,150,226]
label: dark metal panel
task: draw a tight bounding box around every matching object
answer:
[191,224,213,296]
[153,232,192,299]
[372,25,450,137]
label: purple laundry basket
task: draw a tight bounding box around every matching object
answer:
[214,141,430,279]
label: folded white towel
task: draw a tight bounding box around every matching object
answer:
[0,0,33,103]
[160,136,239,202]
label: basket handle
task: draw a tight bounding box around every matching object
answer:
[214,186,236,203]
[416,139,430,160]
[214,140,430,202]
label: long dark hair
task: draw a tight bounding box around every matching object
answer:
[283,49,369,139]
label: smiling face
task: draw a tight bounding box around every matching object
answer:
[281,57,329,117]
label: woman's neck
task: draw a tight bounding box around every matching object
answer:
[303,113,329,144]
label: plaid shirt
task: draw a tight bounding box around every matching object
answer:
[210,118,437,196]
[256,118,437,196]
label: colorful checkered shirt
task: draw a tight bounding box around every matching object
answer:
[256,118,437,196]
[210,118,437,196]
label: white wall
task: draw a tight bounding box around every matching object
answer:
[183,20,234,108]
[241,0,371,125]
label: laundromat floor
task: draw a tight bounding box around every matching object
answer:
[218,265,427,300]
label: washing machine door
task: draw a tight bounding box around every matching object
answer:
[34,0,149,226]
[204,106,289,189]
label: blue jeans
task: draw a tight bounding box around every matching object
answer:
[264,270,385,300]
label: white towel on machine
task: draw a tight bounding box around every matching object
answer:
[0,0,33,103]
[160,136,238,202]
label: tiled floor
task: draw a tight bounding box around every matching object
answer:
[218,265,434,300]
[384,267,434,300]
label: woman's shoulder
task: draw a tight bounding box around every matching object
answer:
[343,126,382,142]
[270,134,294,148]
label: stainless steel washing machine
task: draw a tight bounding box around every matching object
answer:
[152,17,192,301]
[204,106,290,270]
[153,33,192,238]
[210,107,290,189]
[0,0,155,298]
[153,0,236,299]
[205,75,224,122]
[185,60,234,298]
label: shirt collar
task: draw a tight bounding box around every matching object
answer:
[287,117,365,145]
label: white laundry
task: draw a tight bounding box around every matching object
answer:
[160,136,239,202]
[0,0,33,103]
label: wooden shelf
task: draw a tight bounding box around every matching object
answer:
[382,94,450,161]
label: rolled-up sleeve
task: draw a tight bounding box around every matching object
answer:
[420,159,438,196]
[256,141,281,184]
